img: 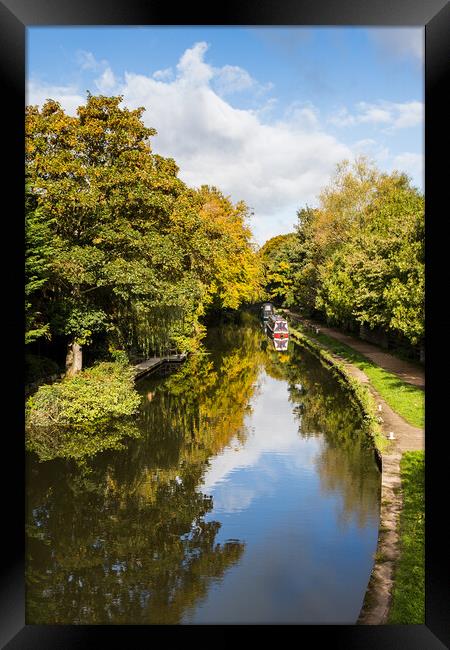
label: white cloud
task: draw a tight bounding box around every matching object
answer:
[76,50,118,94]
[212,64,273,98]
[153,67,173,81]
[26,41,423,243]
[350,138,423,190]
[176,41,213,86]
[329,100,423,131]
[284,101,319,129]
[252,97,278,120]
[391,152,424,186]
[357,103,391,124]
[353,138,376,149]
[75,49,108,71]
[26,79,85,115]
[392,101,423,129]
[353,139,390,164]
[213,64,254,95]
[95,66,117,93]
[328,107,355,127]
[76,50,100,70]
[118,42,352,243]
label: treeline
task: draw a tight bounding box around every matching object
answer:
[26,95,424,377]
[26,94,262,377]
[260,158,424,359]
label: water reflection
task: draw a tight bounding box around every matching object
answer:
[27,457,244,624]
[26,312,379,624]
[272,337,289,352]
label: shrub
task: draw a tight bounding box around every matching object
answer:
[25,361,141,429]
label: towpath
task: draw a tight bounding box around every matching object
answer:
[284,311,424,389]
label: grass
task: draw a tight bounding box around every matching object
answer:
[295,326,424,429]
[388,451,425,624]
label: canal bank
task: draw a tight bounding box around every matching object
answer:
[285,314,424,625]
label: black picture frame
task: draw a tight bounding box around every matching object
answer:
[1,0,448,646]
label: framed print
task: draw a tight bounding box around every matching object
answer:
[1,0,448,646]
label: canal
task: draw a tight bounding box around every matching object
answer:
[26,312,380,624]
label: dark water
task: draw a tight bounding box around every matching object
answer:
[26,313,380,624]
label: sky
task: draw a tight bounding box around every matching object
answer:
[27,27,424,245]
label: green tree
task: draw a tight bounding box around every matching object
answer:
[316,170,424,346]
[171,186,263,310]
[25,184,55,344]
[259,233,298,306]
[26,95,263,374]
[26,95,173,373]
[287,157,424,352]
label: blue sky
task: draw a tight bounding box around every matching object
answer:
[27,27,424,245]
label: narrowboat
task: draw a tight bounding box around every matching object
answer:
[272,337,289,351]
[266,314,289,340]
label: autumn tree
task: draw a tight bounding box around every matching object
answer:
[292,158,425,351]
[259,157,424,356]
[26,95,168,373]
[314,165,424,347]
[26,94,263,375]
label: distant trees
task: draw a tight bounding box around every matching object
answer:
[260,157,424,354]
[258,233,299,305]
[26,94,262,374]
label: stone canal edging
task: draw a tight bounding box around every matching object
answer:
[288,325,405,625]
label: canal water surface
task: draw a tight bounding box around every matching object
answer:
[26,314,380,624]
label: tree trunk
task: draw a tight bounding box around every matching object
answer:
[66,341,83,377]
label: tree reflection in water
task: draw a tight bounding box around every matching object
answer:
[271,343,380,530]
[27,456,243,624]
[26,312,379,624]
[26,314,264,624]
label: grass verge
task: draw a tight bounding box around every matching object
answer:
[388,450,425,623]
[291,323,424,429]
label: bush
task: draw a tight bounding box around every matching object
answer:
[25,361,141,429]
